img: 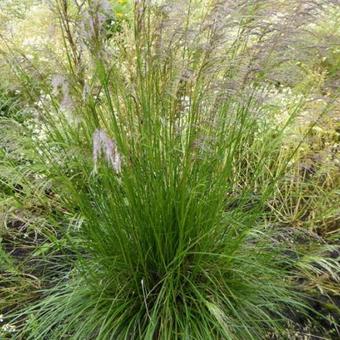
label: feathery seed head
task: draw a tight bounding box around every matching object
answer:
[93,129,122,173]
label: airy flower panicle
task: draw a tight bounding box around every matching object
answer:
[97,0,112,15]
[79,0,113,42]
[93,129,122,173]
[1,323,16,333]
[51,74,74,111]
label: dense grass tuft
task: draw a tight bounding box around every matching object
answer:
[0,1,338,339]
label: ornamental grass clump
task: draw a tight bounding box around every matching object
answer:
[3,0,337,339]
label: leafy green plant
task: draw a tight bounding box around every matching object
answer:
[0,0,338,339]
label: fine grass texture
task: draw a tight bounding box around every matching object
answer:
[1,0,338,339]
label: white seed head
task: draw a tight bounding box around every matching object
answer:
[51,74,74,111]
[93,129,122,173]
[79,0,113,42]
[1,323,16,333]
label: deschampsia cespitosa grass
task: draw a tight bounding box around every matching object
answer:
[0,0,339,339]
